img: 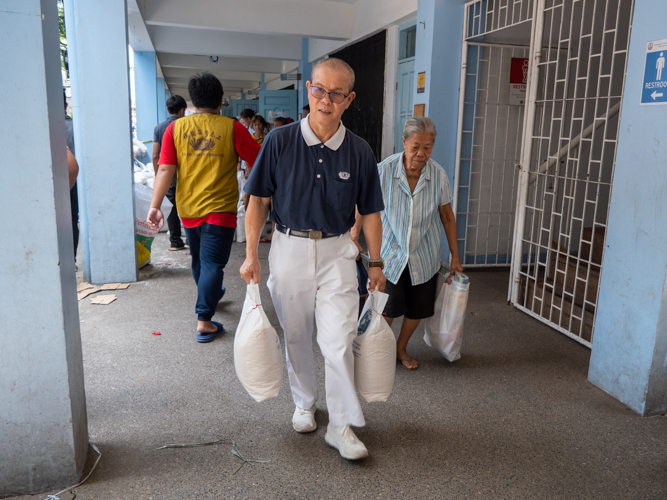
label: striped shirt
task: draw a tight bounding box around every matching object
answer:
[378,153,452,285]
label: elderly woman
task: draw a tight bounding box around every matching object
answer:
[356,116,463,370]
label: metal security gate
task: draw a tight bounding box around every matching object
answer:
[455,42,528,266]
[455,0,535,267]
[509,0,635,346]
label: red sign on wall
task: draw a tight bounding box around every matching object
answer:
[509,58,529,105]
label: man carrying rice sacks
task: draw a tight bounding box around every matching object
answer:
[240,58,386,460]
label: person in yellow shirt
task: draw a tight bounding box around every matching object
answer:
[147,73,261,343]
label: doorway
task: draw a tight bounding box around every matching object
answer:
[457,0,635,347]
[394,22,416,155]
[454,42,528,267]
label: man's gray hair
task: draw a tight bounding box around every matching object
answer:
[311,57,355,92]
[403,116,438,141]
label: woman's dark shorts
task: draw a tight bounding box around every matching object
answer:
[383,266,438,319]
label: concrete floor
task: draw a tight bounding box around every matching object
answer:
[10,231,667,499]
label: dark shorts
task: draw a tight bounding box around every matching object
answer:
[384,266,439,319]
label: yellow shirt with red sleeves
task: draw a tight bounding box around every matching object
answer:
[159,113,261,228]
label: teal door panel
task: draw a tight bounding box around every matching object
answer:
[394,58,415,155]
[230,99,259,117]
[220,106,235,118]
[259,90,298,123]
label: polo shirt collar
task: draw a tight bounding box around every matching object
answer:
[301,116,346,151]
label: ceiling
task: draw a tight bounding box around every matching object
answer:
[128,0,416,98]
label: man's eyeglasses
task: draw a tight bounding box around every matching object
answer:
[310,86,350,104]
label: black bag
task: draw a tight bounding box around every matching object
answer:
[356,258,368,296]
[356,259,368,316]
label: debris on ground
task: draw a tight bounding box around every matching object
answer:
[156,439,231,450]
[45,443,101,500]
[152,332,161,336]
[231,445,270,475]
[78,283,129,300]
[78,288,101,301]
[156,438,270,475]
[90,294,117,305]
[99,283,131,290]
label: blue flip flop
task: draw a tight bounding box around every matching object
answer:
[196,321,224,343]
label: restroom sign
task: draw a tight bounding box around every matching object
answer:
[640,39,667,105]
[509,57,529,105]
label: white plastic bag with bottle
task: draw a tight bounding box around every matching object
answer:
[424,265,470,362]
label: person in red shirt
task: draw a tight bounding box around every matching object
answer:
[148,73,261,343]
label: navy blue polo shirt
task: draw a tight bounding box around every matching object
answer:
[244,117,384,234]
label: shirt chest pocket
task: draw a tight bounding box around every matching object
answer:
[327,178,355,211]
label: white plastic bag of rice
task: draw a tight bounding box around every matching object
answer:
[234,281,283,402]
[353,289,396,402]
[424,268,470,362]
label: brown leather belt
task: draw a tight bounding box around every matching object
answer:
[275,224,340,240]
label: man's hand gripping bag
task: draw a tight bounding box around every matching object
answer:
[353,289,396,402]
[234,281,283,402]
[134,183,172,268]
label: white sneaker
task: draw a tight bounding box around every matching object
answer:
[325,424,368,460]
[292,406,317,433]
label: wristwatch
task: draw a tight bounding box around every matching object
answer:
[368,259,385,270]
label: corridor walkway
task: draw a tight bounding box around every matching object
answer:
[13,233,667,499]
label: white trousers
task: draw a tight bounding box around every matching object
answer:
[267,229,365,427]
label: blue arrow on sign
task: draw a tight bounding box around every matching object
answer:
[641,39,667,106]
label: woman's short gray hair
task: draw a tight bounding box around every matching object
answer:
[403,116,437,141]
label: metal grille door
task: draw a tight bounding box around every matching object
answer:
[509,0,634,346]
[456,43,528,266]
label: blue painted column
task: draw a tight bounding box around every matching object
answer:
[64,0,91,280]
[414,0,467,177]
[0,1,87,495]
[414,0,467,260]
[299,37,313,114]
[73,0,137,284]
[588,0,667,416]
[260,72,267,91]
[134,51,159,159]
[157,76,167,123]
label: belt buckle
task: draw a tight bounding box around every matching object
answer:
[308,230,323,240]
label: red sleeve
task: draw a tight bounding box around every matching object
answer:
[158,121,177,165]
[233,121,261,168]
